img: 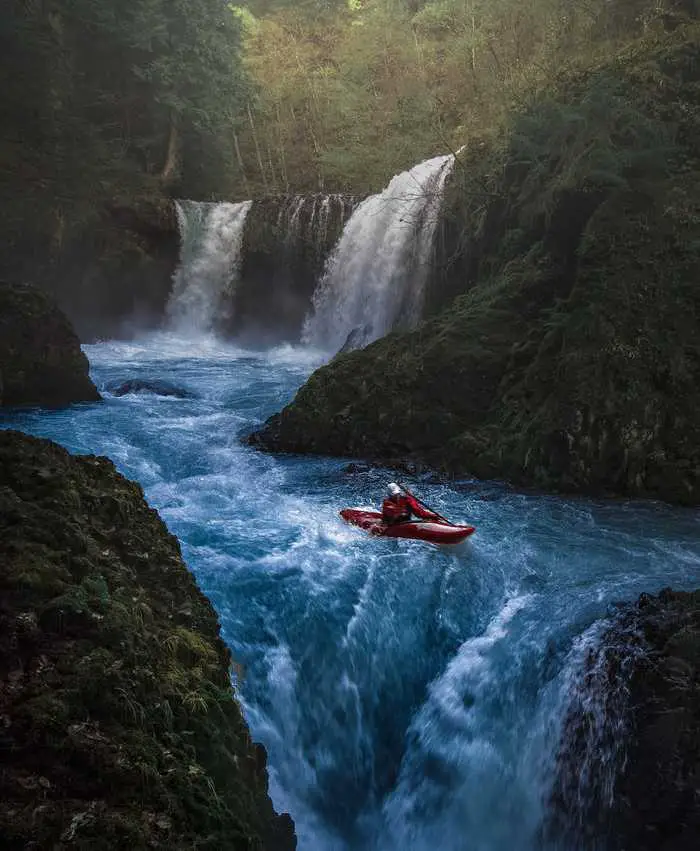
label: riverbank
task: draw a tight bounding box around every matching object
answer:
[0,429,295,850]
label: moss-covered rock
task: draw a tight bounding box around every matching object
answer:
[0,282,100,408]
[0,430,295,850]
[252,25,700,504]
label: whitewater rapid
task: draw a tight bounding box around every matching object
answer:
[5,333,700,851]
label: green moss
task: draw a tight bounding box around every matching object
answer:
[0,430,295,850]
[254,24,700,505]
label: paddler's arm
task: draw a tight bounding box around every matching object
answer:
[406,494,439,520]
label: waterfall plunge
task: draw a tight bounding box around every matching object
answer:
[167,200,252,335]
[302,154,456,353]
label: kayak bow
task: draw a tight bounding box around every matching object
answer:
[340,508,475,545]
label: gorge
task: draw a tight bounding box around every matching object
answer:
[3,3,700,849]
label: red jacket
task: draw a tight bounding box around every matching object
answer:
[381,493,436,523]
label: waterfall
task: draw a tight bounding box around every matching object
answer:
[302,154,456,353]
[167,200,252,335]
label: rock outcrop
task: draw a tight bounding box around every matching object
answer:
[104,378,197,399]
[610,589,700,851]
[230,194,359,344]
[550,589,700,851]
[251,26,700,505]
[0,282,100,408]
[0,430,295,850]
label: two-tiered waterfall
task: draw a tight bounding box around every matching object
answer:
[167,153,457,348]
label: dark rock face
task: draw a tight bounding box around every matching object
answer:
[1,197,180,343]
[550,589,700,851]
[609,589,700,851]
[251,29,700,505]
[61,198,180,342]
[227,194,359,344]
[0,281,101,408]
[0,430,295,850]
[104,378,196,399]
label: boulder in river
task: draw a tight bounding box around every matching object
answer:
[0,281,100,408]
[105,378,197,399]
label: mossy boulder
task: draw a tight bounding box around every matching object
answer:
[252,25,700,504]
[0,282,101,408]
[0,430,295,850]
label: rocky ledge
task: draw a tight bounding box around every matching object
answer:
[609,589,700,851]
[0,282,100,408]
[0,429,295,850]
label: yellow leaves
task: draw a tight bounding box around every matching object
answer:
[230,5,260,37]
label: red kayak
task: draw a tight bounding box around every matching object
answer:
[340,508,475,545]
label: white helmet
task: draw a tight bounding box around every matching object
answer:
[387,482,402,497]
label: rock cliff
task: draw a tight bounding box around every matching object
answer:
[0,430,295,850]
[0,282,100,408]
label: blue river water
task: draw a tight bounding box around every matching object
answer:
[4,332,700,851]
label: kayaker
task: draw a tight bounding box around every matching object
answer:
[381,483,437,524]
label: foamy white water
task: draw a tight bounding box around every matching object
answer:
[303,154,456,352]
[167,200,252,334]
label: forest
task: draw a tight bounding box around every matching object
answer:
[235,0,699,193]
[3,0,697,210]
[1,0,697,324]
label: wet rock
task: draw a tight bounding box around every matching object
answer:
[337,325,371,355]
[105,378,196,399]
[344,462,371,474]
[0,282,101,408]
[0,429,296,850]
[550,588,700,851]
[229,194,360,344]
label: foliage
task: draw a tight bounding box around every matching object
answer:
[234,0,696,193]
[0,0,246,324]
[252,25,700,504]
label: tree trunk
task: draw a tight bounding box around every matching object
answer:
[247,102,269,191]
[160,111,180,183]
[233,130,251,195]
[276,102,289,192]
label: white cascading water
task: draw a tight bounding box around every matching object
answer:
[275,193,354,250]
[167,199,252,335]
[302,154,456,352]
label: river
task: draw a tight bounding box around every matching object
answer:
[4,332,700,850]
